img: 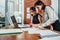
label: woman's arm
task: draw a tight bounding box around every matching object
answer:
[39,6,58,28]
[49,25,53,30]
[30,14,33,23]
[38,15,41,24]
[30,14,33,27]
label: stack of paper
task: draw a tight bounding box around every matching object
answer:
[0,29,22,35]
[40,36,60,40]
[37,30,60,38]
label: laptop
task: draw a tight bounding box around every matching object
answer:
[11,15,30,28]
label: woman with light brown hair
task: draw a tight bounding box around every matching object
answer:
[34,0,60,31]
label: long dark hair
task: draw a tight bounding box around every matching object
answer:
[34,1,46,10]
[30,7,36,11]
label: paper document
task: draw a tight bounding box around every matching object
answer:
[40,36,60,40]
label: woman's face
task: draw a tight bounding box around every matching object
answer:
[41,0,51,6]
[36,5,43,11]
[30,10,36,14]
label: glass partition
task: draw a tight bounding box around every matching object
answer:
[6,0,24,26]
[0,0,5,28]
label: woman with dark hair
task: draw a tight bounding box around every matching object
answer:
[30,7,42,27]
[34,1,60,31]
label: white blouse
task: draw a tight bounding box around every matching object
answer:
[41,6,59,27]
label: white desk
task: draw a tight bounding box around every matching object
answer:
[21,28,60,38]
[0,28,60,40]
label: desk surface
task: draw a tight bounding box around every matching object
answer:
[21,28,60,38]
[0,28,60,40]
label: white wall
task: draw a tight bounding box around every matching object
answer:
[58,0,60,21]
[51,0,58,15]
[0,0,5,17]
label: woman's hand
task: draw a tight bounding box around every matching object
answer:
[30,23,33,27]
[33,24,45,30]
[49,25,53,30]
[37,25,45,30]
[32,24,40,28]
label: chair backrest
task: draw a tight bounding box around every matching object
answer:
[11,15,19,28]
